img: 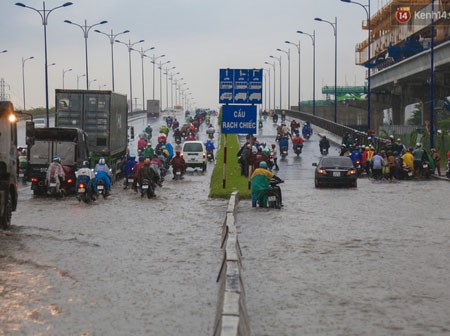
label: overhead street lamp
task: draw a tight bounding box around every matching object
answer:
[133,46,155,111]
[163,66,176,109]
[285,41,300,111]
[64,19,108,90]
[340,0,371,130]
[297,30,316,115]
[158,60,170,109]
[116,39,145,113]
[22,56,34,112]
[62,68,72,89]
[277,48,291,109]
[1,50,7,54]
[265,61,276,111]
[149,54,165,99]
[16,1,73,127]
[77,74,86,89]
[88,78,97,90]
[270,55,282,109]
[315,16,338,123]
[95,28,130,91]
[263,68,271,111]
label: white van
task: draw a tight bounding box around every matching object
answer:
[181,140,207,172]
[34,118,46,128]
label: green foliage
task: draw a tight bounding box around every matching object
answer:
[209,133,251,199]
[407,103,423,126]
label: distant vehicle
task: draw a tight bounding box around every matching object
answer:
[147,99,160,118]
[181,141,206,172]
[0,101,18,229]
[34,118,46,128]
[312,156,357,188]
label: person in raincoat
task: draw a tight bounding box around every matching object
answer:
[250,161,282,208]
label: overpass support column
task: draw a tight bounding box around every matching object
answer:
[391,93,403,125]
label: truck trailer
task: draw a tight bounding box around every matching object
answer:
[55,89,128,180]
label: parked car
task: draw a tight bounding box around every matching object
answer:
[181,140,206,172]
[312,156,357,188]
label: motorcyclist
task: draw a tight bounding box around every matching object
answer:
[349,145,363,166]
[132,156,146,191]
[272,112,278,123]
[75,160,96,199]
[292,134,304,153]
[319,136,330,153]
[122,155,137,189]
[401,147,415,175]
[172,118,179,130]
[250,161,283,208]
[143,143,154,159]
[165,115,173,127]
[362,146,374,175]
[413,143,427,175]
[46,156,65,194]
[144,124,153,139]
[137,135,148,153]
[302,122,312,138]
[173,128,182,143]
[290,119,300,134]
[205,139,215,160]
[139,158,157,197]
[278,136,289,154]
[393,138,405,155]
[206,124,215,139]
[94,157,112,195]
[159,124,169,136]
[340,144,350,157]
[430,148,441,176]
[170,150,186,179]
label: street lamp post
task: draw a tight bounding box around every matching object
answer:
[64,19,108,90]
[116,39,145,113]
[265,61,276,111]
[22,56,34,111]
[158,60,170,109]
[164,66,176,109]
[95,28,130,91]
[270,55,282,109]
[132,46,155,111]
[277,48,291,109]
[87,79,97,90]
[297,30,316,115]
[77,74,85,89]
[62,67,72,89]
[430,0,435,148]
[264,68,271,111]
[341,0,371,130]
[170,73,180,108]
[285,41,301,111]
[16,1,73,127]
[149,54,165,99]
[315,17,338,123]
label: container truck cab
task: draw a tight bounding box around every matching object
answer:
[0,102,18,229]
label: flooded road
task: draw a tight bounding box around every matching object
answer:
[239,118,450,335]
[1,114,226,335]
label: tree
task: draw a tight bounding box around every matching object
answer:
[407,103,422,126]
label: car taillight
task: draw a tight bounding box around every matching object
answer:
[203,152,206,158]
[67,178,73,184]
[31,177,38,182]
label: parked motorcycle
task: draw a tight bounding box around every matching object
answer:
[421,160,431,178]
[398,165,413,180]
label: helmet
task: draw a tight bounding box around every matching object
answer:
[259,161,267,168]
[99,157,106,165]
[144,158,151,165]
[416,142,421,148]
[52,156,61,162]
[430,148,436,152]
[409,146,414,152]
[396,138,401,142]
[139,156,145,162]
[271,144,276,148]
[322,136,327,139]
[82,160,89,167]
[365,146,369,150]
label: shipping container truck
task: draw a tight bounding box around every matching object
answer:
[147,99,160,118]
[26,126,89,195]
[55,89,128,180]
[0,101,18,229]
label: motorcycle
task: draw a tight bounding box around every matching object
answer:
[173,168,184,180]
[293,144,303,156]
[398,165,413,180]
[174,136,182,145]
[421,160,431,178]
[258,120,263,129]
[123,174,134,190]
[267,179,284,209]
[320,147,329,156]
[207,132,214,140]
[302,128,312,140]
[206,150,214,162]
[76,181,94,204]
[354,160,363,177]
[140,178,155,198]
[272,114,278,123]
[280,146,288,159]
[47,177,64,198]
[96,179,108,199]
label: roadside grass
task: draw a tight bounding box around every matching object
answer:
[209,133,251,199]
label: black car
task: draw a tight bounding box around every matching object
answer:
[313,156,357,188]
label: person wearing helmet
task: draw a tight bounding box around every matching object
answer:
[401,147,415,175]
[413,143,427,176]
[122,155,137,189]
[138,158,157,196]
[250,161,283,208]
[170,150,186,179]
[319,135,330,154]
[75,160,96,200]
[46,155,65,194]
[137,135,148,154]
[94,157,112,195]
[393,138,405,155]
[131,156,146,191]
[205,139,216,161]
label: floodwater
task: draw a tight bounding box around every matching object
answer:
[1,114,227,335]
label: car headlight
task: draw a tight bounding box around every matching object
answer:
[318,168,327,175]
[347,169,356,175]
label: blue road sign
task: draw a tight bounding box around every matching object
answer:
[221,105,257,134]
[219,68,263,104]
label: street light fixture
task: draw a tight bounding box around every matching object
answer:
[95,28,130,91]
[64,19,108,90]
[22,56,34,111]
[88,78,97,90]
[270,55,282,109]
[265,61,276,111]
[340,0,371,129]
[16,1,73,127]
[149,54,165,100]
[285,41,301,111]
[133,46,155,111]
[315,16,338,123]
[158,60,171,109]
[277,48,291,109]
[62,68,72,89]
[116,39,145,112]
[77,74,86,89]
[297,30,316,115]
[1,50,7,54]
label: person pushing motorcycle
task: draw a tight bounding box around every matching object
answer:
[250,161,283,208]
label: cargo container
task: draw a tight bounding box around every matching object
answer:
[0,101,18,229]
[55,89,128,179]
[147,99,160,118]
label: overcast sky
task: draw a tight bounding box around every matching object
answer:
[1,0,391,111]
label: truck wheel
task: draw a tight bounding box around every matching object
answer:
[0,192,12,229]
